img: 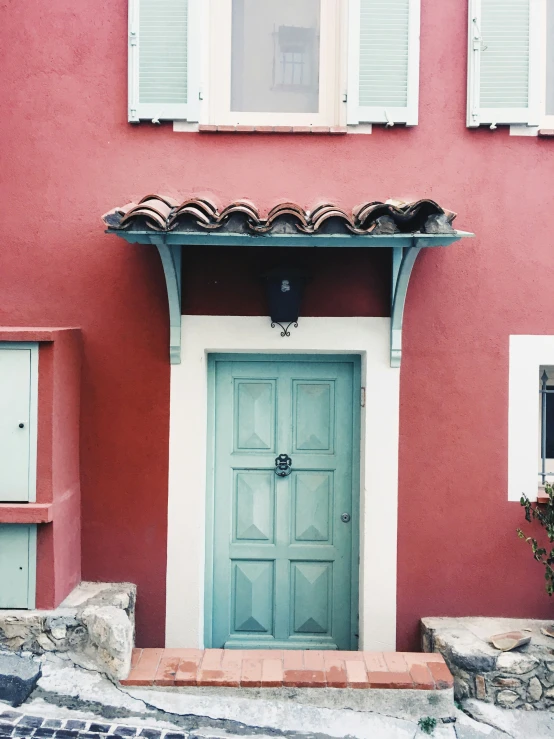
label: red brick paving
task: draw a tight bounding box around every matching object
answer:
[121,649,453,691]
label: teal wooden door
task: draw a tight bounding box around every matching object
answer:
[209,355,360,650]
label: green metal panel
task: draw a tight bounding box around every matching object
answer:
[207,355,360,650]
[0,345,38,503]
[0,524,37,609]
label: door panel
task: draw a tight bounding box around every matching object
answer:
[291,561,332,635]
[0,524,35,608]
[235,380,276,451]
[0,349,32,502]
[293,380,334,452]
[210,355,359,650]
[293,472,331,542]
[232,560,274,634]
[234,471,275,542]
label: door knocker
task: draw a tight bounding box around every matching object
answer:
[275,453,292,477]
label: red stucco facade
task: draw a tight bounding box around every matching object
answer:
[2,0,554,648]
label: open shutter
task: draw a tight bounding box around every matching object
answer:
[467,0,540,127]
[347,0,420,126]
[128,0,199,122]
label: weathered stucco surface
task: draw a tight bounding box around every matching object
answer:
[0,583,135,680]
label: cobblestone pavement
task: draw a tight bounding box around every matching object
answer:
[0,711,187,739]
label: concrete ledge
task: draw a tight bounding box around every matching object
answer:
[0,503,53,524]
[0,582,136,681]
[123,684,455,722]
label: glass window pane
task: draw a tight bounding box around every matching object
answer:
[231,0,320,114]
[547,1,554,115]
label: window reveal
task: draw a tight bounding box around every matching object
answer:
[231,0,320,114]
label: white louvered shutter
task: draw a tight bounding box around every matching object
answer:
[467,0,540,127]
[128,0,199,122]
[347,0,420,126]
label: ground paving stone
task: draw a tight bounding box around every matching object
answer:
[0,714,189,739]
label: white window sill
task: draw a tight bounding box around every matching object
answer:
[172,121,375,134]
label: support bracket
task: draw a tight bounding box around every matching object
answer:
[107,229,473,366]
[149,236,182,364]
[390,242,423,368]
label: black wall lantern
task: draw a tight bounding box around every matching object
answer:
[263,268,306,336]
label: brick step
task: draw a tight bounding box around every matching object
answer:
[121,648,453,690]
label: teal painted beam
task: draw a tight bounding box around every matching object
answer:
[390,244,423,368]
[149,236,182,364]
[107,230,474,249]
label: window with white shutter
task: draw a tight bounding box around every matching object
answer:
[127,0,424,130]
[347,0,421,126]
[467,0,541,128]
[128,0,200,123]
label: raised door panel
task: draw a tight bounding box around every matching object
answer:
[234,380,276,452]
[0,349,32,502]
[293,380,335,453]
[234,471,275,542]
[290,561,332,635]
[0,525,35,608]
[293,471,332,543]
[232,560,274,635]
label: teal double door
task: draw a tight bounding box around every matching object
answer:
[208,355,360,650]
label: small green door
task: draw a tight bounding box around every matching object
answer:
[208,355,360,650]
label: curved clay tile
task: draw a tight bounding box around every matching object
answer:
[252,202,311,233]
[119,198,174,230]
[103,196,457,235]
[309,205,354,234]
[138,194,180,209]
[218,200,260,222]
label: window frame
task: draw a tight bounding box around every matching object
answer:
[539,0,554,129]
[204,0,346,127]
[508,336,554,503]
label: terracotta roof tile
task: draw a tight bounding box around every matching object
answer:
[102,197,457,236]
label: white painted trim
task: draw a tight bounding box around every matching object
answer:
[128,0,201,123]
[467,0,541,128]
[508,335,554,502]
[347,0,420,126]
[166,316,400,651]
[206,0,342,127]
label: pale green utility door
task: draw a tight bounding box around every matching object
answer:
[208,355,360,650]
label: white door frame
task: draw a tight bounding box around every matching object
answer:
[165,315,400,651]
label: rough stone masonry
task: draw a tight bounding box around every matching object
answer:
[422,617,554,711]
[0,583,135,681]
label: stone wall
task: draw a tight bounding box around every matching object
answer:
[422,617,554,711]
[0,582,135,681]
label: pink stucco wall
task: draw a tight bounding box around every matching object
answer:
[2,0,554,647]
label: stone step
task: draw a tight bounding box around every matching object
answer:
[121,648,453,691]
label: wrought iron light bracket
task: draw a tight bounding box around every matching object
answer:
[271,321,298,337]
